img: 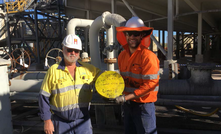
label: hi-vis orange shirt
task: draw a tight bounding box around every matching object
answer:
[116,27,160,103]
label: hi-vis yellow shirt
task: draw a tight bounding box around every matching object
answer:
[39,60,101,121]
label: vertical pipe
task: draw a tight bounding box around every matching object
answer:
[176,0,179,16]
[111,0,116,13]
[106,27,114,71]
[0,59,13,134]
[192,32,196,59]
[57,0,61,39]
[5,14,11,54]
[111,0,116,70]
[167,0,174,60]
[85,0,90,53]
[34,4,40,63]
[198,11,202,55]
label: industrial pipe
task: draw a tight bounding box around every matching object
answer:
[0,58,13,134]
[66,18,93,35]
[11,72,46,80]
[89,11,126,69]
[10,79,43,92]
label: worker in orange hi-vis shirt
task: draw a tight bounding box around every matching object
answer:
[115,16,160,134]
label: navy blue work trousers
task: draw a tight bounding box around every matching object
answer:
[123,101,157,134]
[52,115,92,134]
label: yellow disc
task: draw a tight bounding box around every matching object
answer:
[95,71,124,99]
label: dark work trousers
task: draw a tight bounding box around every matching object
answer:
[52,115,92,134]
[123,101,157,134]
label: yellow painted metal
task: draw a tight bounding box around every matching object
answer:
[5,0,33,13]
[95,71,124,99]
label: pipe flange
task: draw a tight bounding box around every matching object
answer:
[81,57,91,63]
[104,58,117,64]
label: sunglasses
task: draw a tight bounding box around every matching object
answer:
[125,31,141,37]
[66,48,80,53]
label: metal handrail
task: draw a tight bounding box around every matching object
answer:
[5,0,34,13]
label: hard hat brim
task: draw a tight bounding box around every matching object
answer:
[116,26,153,32]
[63,45,82,50]
[116,26,153,48]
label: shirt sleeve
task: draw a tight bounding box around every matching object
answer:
[38,68,53,120]
[134,52,160,96]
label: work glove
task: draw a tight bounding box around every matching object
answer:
[115,95,126,104]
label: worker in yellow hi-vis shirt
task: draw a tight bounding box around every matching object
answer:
[38,34,101,134]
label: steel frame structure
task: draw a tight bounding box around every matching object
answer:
[1,0,67,65]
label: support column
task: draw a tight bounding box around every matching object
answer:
[204,35,210,62]
[156,30,160,57]
[57,0,61,39]
[196,5,203,63]
[162,30,165,50]
[34,4,40,64]
[181,32,185,57]
[167,0,174,61]
[163,0,176,79]
[176,31,180,59]
[192,32,196,60]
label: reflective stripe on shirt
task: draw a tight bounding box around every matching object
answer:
[51,84,92,94]
[50,102,90,112]
[120,71,159,80]
[40,90,51,97]
[124,86,159,92]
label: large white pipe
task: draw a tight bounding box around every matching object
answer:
[105,13,126,70]
[66,18,93,35]
[89,11,126,69]
[10,79,42,92]
[0,59,13,134]
[106,27,115,71]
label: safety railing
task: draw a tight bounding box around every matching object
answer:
[5,0,34,13]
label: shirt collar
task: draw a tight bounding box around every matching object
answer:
[57,59,82,70]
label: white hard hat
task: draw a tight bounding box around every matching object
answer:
[62,34,82,50]
[125,16,145,28]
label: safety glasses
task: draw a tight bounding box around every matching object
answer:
[66,48,80,53]
[125,31,141,37]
